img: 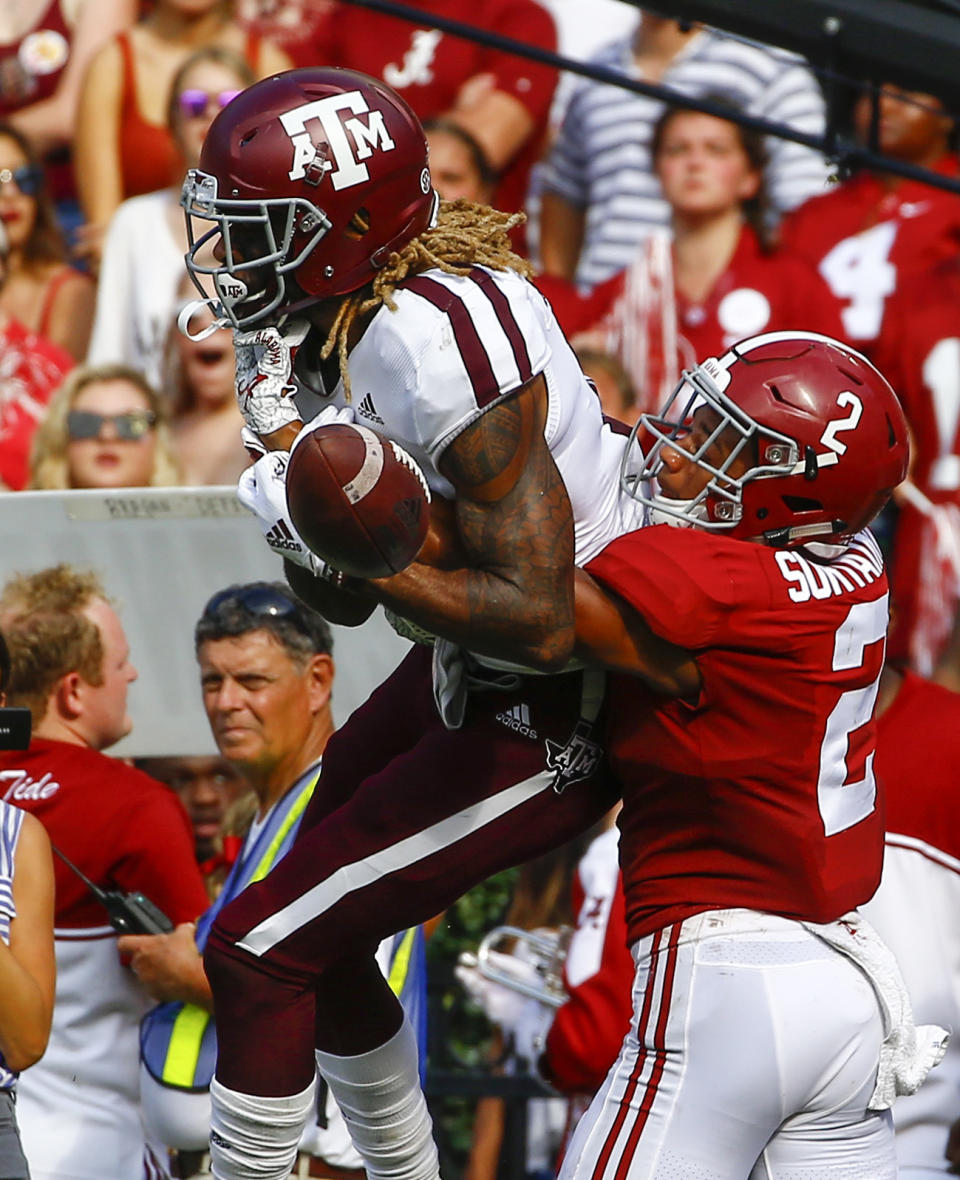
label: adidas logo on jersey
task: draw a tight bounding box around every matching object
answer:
[357,394,385,425]
[265,520,302,552]
[495,704,538,740]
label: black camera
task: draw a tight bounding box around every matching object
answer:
[0,707,31,751]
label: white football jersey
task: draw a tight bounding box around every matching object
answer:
[293,264,643,566]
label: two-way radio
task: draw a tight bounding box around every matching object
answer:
[52,845,173,935]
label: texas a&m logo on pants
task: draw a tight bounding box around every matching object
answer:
[545,720,603,794]
[280,91,397,191]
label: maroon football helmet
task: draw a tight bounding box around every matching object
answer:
[624,332,910,546]
[181,67,438,328]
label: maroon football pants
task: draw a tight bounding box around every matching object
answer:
[205,645,618,1094]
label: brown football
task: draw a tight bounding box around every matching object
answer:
[285,422,430,579]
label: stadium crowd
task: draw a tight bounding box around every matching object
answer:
[0,1,958,1179]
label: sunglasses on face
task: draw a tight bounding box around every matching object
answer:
[201,584,313,637]
[178,89,242,119]
[66,409,157,441]
[0,164,43,197]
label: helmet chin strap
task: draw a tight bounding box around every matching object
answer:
[177,298,232,342]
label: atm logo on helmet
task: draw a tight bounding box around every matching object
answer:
[280,91,396,192]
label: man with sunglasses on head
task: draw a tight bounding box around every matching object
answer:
[0,564,209,1180]
[117,581,428,1180]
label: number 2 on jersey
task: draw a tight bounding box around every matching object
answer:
[817,594,888,836]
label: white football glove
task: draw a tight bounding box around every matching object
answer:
[237,448,343,582]
[288,402,357,456]
[234,319,311,436]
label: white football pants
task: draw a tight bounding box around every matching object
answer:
[560,909,896,1180]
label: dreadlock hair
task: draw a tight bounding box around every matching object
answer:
[320,199,533,398]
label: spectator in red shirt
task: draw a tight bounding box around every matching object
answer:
[543,104,843,416]
[312,0,558,220]
[0,219,73,491]
[72,0,291,269]
[0,123,94,360]
[781,85,960,358]
[870,257,960,675]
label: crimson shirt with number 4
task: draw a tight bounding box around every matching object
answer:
[586,526,889,946]
[780,157,960,356]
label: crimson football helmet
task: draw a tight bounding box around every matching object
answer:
[181,67,438,328]
[623,331,910,546]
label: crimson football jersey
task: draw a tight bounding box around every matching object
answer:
[780,157,960,355]
[312,0,557,217]
[0,739,208,928]
[586,527,889,945]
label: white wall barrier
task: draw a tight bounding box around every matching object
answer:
[0,487,411,757]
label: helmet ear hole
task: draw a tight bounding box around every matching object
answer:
[782,495,824,514]
[346,207,371,240]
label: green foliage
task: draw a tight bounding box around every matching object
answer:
[425,868,518,1168]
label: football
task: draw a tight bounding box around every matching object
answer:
[285,422,431,579]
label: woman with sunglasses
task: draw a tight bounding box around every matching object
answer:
[87,46,256,388]
[73,0,291,269]
[0,123,94,360]
[28,363,181,490]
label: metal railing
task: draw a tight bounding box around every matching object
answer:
[337,0,960,197]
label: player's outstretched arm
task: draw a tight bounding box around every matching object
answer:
[573,569,700,699]
[369,374,575,672]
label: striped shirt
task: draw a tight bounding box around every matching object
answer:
[541,29,832,289]
[0,800,24,1090]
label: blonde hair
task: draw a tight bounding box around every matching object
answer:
[29,363,182,489]
[0,565,107,723]
[323,200,532,397]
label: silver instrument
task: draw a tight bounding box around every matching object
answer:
[458,924,572,1008]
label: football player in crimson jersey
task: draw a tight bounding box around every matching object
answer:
[180,67,637,1180]
[555,331,951,1179]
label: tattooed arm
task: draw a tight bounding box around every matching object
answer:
[368,373,576,671]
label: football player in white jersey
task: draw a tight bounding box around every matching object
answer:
[179,67,642,1180]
